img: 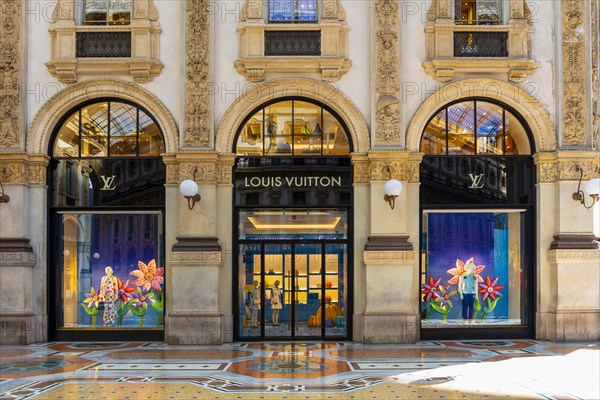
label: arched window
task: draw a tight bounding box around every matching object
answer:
[420,99,532,156]
[235,98,351,156]
[81,0,133,25]
[53,100,164,158]
[454,0,503,25]
[269,0,317,23]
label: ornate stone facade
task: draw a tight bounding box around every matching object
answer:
[163,153,233,185]
[0,154,49,185]
[184,0,211,147]
[561,0,587,146]
[534,151,600,183]
[374,0,400,145]
[592,0,600,149]
[0,0,22,149]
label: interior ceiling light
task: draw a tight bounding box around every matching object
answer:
[247,216,341,230]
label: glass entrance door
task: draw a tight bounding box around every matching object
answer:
[237,241,348,340]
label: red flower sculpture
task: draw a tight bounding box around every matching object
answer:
[478,276,504,301]
[421,276,443,302]
[447,257,485,285]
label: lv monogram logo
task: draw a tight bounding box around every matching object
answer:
[468,174,484,189]
[100,175,117,191]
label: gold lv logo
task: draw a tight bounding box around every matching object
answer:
[100,175,117,191]
[468,174,484,189]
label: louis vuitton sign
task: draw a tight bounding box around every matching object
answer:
[243,176,343,188]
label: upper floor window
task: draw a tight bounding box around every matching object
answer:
[420,99,532,156]
[235,98,351,156]
[82,0,133,26]
[53,100,165,158]
[455,0,503,25]
[268,0,318,23]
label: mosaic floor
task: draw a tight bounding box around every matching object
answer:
[1,340,598,399]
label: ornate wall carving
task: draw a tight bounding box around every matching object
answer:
[375,0,400,145]
[362,151,423,183]
[592,0,600,148]
[163,153,233,185]
[0,0,22,149]
[561,0,587,146]
[0,154,49,184]
[184,0,211,147]
[534,151,600,183]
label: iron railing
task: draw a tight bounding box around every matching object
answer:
[453,31,508,57]
[76,32,131,58]
[264,30,321,56]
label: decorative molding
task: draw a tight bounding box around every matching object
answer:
[547,249,600,263]
[235,1,350,82]
[534,151,600,182]
[405,78,557,153]
[167,251,223,265]
[162,152,234,185]
[0,238,33,253]
[27,79,178,155]
[0,252,36,265]
[367,151,423,183]
[561,0,587,146]
[0,0,22,149]
[423,0,538,82]
[184,0,211,148]
[215,78,369,154]
[171,237,221,252]
[549,234,600,250]
[351,153,370,184]
[363,250,417,265]
[364,236,413,252]
[0,154,50,184]
[46,0,163,84]
[375,0,400,145]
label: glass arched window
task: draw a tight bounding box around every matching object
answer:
[269,0,317,23]
[420,99,531,156]
[82,0,133,25]
[455,0,503,25]
[235,99,351,156]
[53,100,164,158]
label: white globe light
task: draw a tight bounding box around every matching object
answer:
[584,178,600,196]
[179,179,199,197]
[92,252,100,260]
[384,179,403,196]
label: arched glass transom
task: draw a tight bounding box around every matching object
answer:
[53,100,165,158]
[420,100,531,155]
[235,99,351,156]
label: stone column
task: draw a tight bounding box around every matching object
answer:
[163,152,232,344]
[356,151,423,343]
[535,151,600,341]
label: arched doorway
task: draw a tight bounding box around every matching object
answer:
[418,98,536,339]
[48,99,166,341]
[233,98,353,341]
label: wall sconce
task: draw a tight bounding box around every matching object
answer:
[179,167,201,210]
[0,168,9,205]
[383,165,403,210]
[572,165,600,209]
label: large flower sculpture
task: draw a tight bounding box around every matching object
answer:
[82,287,100,309]
[447,257,485,284]
[478,276,504,301]
[130,259,164,292]
[421,276,443,302]
[129,288,156,311]
[117,278,136,303]
[435,285,458,308]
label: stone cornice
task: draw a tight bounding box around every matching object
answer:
[363,250,417,265]
[0,153,50,185]
[167,251,223,266]
[534,150,600,182]
[163,152,234,185]
[547,249,600,263]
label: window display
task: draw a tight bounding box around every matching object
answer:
[421,211,523,327]
[60,213,164,329]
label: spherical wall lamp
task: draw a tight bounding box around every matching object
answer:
[179,167,201,210]
[384,179,403,210]
[572,165,599,209]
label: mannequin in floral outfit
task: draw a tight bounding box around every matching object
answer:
[99,266,118,326]
[249,280,261,328]
[270,280,282,326]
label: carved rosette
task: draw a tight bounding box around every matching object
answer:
[562,0,587,146]
[184,0,211,148]
[0,0,22,149]
[375,0,400,145]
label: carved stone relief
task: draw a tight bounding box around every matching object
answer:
[184,0,211,147]
[375,0,400,145]
[562,0,587,146]
[163,153,234,185]
[0,0,22,149]
[592,0,600,148]
[0,154,49,184]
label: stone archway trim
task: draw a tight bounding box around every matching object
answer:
[405,78,557,153]
[27,79,178,155]
[215,78,369,154]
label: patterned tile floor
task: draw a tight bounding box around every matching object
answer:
[0,340,598,399]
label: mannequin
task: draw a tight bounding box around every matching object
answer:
[99,266,118,326]
[459,261,478,323]
[249,280,261,328]
[270,280,282,326]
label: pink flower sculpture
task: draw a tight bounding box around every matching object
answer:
[478,276,504,301]
[130,259,164,292]
[83,287,100,309]
[117,278,136,302]
[421,276,443,302]
[447,257,485,285]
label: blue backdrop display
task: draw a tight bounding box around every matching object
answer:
[422,212,509,321]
